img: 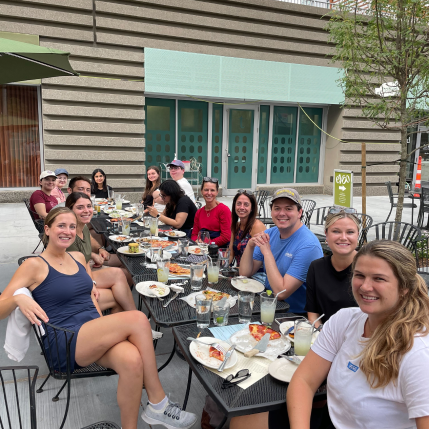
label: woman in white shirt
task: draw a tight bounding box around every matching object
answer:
[288,240,429,429]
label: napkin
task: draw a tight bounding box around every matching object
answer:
[169,284,185,293]
[146,264,157,269]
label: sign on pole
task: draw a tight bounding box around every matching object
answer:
[334,169,353,208]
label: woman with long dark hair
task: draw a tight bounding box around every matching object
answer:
[142,165,164,213]
[147,180,197,237]
[228,190,265,266]
[91,168,112,199]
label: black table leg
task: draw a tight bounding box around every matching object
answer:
[215,415,228,429]
[182,367,193,410]
[157,340,176,373]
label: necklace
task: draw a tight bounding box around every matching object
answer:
[205,202,218,217]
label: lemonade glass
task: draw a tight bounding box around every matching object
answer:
[207,259,220,285]
[156,257,170,284]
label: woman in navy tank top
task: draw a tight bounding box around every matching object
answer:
[0,207,197,429]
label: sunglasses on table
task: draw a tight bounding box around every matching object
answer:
[221,369,251,389]
[203,177,219,183]
[328,207,357,215]
[237,189,254,196]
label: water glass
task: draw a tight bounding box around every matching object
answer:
[121,219,131,236]
[213,302,230,326]
[207,259,220,285]
[149,217,158,236]
[149,247,162,262]
[139,233,151,254]
[116,198,123,210]
[144,215,151,229]
[90,194,96,205]
[238,291,254,324]
[218,248,230,270]
[190,264,204,291]
[195,294,212,329]
[108,189,115,203]
[197,230,210,254]
[260,292,276,325]
[137,204,144,219]
[156,257,170,284]
[294,319,313,356]
[178,239,189,257]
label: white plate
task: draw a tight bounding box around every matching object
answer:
[125,207,137,213]
[122,200,130,204]
[279,321,319,344]
[268,356,304,383]
[163,230,187,238]
[108,235,133,243]
[108,211,128,218]
[231,278,265,293]
[135,281,170,298]
[188,245,205,255]
[95,198,108,203]
[116,246,146,257]
[189,337,237,370]
[229,328,291,356]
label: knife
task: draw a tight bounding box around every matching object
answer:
[244,333,270,358]
[163,292,179,307]
[281,355,302,366]
[218,345,236,372]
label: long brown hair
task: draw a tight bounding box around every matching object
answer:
[353,240,429,388]
[231,191,258,241]
[142,166,161,201]
[43,207,77,244]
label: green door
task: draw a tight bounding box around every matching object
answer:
[211,104,223,181]
[257,105,270,184]
[178,100,208,176]
[145,98,175,170]
[227,109,254,189]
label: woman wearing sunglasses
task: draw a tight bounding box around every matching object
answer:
[147,180,197,237]
[228,190,266,267]
[305,208,360,328]
[191,177,232,247]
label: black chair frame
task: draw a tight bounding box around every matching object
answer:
[385,181,417,222]
[301,199,316,227]
[253,190,269,219]
[417,186,429,229]
[23,198,46,253]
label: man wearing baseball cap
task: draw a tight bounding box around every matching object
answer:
[29,171,59,220]
[167,160,196,203]
[239,187,322,315]
[51,168,69,205]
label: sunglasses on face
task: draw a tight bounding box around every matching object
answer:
[203,177,219,183]
[328,207,357,215]
[237,189,254,197]
[221,369,251,389]
[160,193,166,199]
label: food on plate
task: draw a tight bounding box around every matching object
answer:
[128,243,139,253]
[249,324,281,342]
[209,346,224,362]
[137,239,175,249]
[116,236,129,242]
[169,264,191,275]
[202,290,230,302]
[149,284,165,296]
[288,329,294,339]
[194,248,202,254]
[110,218,133,222]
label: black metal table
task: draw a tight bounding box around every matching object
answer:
[172,314,325,428]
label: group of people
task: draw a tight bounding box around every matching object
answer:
[3,162,429,429]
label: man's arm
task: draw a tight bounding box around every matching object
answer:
[33,203,48,220]
[239,238,263,277]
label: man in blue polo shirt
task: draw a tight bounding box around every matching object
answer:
[239,188,322,315]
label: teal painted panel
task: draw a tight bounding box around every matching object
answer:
[257,105,270,184]
[145,48,344,104]
[212,104,223,180]
[145,98,175,170]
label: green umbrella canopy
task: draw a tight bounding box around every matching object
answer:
[0,37,78,84]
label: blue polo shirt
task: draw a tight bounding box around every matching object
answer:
[253,225,323,314]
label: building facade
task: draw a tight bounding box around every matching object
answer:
[0,0,404,202]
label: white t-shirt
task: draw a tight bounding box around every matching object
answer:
[176,178,196,203]
[312,308,429,429]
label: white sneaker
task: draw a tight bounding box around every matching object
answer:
[141,399,197,429]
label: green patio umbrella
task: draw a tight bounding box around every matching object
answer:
[0,37,78,84]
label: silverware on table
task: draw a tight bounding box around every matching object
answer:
[163,292,179,307]
[281,355,302,366]
[186,338,227,354]
[218,345,236,372]
[149,293,164,302]
[244,333,271,358]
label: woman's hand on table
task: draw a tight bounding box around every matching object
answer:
[15,294,48,326]
[147,205,159,217]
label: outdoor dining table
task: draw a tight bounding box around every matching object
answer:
[172,313,326,428]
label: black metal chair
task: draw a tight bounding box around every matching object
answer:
[417,186,429,229]
[385,181,417,222]
[359,221,422,253]
[33,322,117,428]
[254,190,269,218]
[23,198,46,253]
[81,422,120,429]
[301,199,316,227]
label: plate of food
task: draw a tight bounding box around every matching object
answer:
[189,337,237,370]
[108,235,133,243]
[135,281,170,298]
[135,238,178,251]
[109,217,134,223]
[116,243,145,256]
[188,245,204,255]
[268,356,304,383]
[163,230,187,238]
[108,211,128,218]
[230,324,291,357]
[169,263,191,278]
[125,207,138,214]
[95,198,109,204]
[279,321,319,344]
[231,278,265,293]
[181,289,235,310]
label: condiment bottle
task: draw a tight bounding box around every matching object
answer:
[208,242,219,261]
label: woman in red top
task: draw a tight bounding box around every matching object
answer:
[191,177,232,247]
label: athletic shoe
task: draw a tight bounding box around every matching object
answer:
[141,399,197,429]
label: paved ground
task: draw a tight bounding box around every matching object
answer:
[0,194,421,428]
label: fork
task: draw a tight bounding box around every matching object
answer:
[148,293,164,301]
[187,337,227,354]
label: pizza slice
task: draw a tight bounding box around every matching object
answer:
[202,290,230,301]
[209,346,224,362]
[249,324,281,341]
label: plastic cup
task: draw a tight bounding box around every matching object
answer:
[195,294,212,329]
[260,292,276,325]
[294,319,313,356]
[238,291,254,324]
[213,302,230,326]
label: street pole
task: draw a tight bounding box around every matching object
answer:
[362,142,366,215]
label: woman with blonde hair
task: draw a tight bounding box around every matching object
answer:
[287,240,429,429]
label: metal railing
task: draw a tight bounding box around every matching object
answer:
[273,0,369,11]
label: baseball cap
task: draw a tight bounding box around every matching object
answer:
[40,170,57,180]
[167,160,185,169]
[54,168,69,176]
[271,188,302,205]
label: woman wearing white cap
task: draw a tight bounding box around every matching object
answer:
[29,171,59,220]
[51,168,68,204]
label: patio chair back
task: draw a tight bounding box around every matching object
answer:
[0,366,39,429]
[359,222,421,253]
[309,206,334,228]
[301,199,316,227]
[23,198,45,233]
[386,181,396,205]
[253,190,269,218]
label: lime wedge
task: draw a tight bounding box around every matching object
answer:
[216,316,224,324]
[266,290,272,296]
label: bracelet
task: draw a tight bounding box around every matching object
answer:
[93,280,97,286]
[98,246,105,252]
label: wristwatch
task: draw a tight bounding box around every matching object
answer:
[98,246,105,252]
[156,214,161,218]
[93,280,97,286]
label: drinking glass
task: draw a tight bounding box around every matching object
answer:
[190,264,204,291]
[137,204,144,220]
[90,194,96,205]
[178,239,189,257]
[195,294,212,329]
[121,219,131,236]
[139,232,151,254]
[116,198,123,210]
[294,319,313,356]
[197,230,210,254]
[218,248,230,270]
[108,189,115,203]
[156,256,171,284]
[207,259,220,285]
[149,247,162,262]
[238,291,254,324]
[260,292,276,325]
[144,215,151,229]
[213,302,230,326]
[149,217,158,236]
